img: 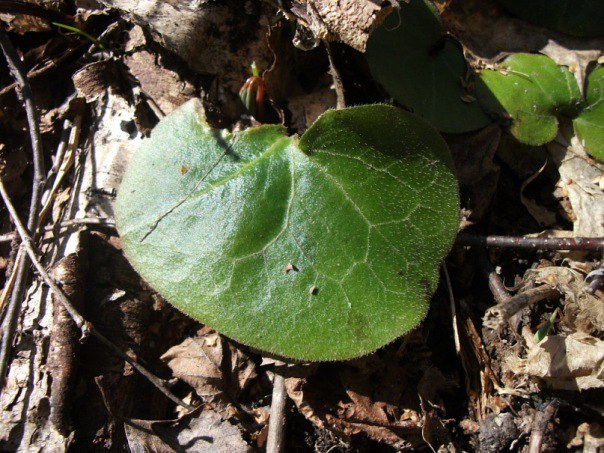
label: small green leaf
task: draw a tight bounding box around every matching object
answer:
[476,53,582,146]
[573,65,604,160]
[533,308,559,344]
[366,0,490,133]
[115,100,460,361]
[497,0,604,38]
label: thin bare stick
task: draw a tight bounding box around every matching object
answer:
[483,285,560,330]
[528,402,557,453]
[488,271,512,305]
[0,217,117,243]
[38,112,82,226]
[324,41,346,110]
[0,177,194,410]
[442,263,461,356]
[457,233,604,252]
[266,362,288,453]
[0,28,46,389]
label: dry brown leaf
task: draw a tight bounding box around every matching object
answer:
[548,136,604,237]
[284,335,450,449]
[96,0,276,119]
[124,49,196,115]
[526,266,604,335]
[161,331,257,416]
[123,408,252,452]
[506,331,604,391]
[72,59,123,103]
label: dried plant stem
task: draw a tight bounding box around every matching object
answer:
[0,177,194,410]
[488,271,512,305]
[442,263,461,356]
[483,285,560,330]
[0,217,116,243]
[325,41,346,110]
[528,402,557,453]
[0,28,46,390]
[266,362,288,453]
[457,233,604,252]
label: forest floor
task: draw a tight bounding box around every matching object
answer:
[0,0,602,451]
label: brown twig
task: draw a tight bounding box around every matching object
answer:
[0,177,194,410]
[488,271,512,305]
[0,28,46,390]
[483,285,560,330]
[48,252,87,434]
[324,41,346,110]
[0,217,116,243]
[528,402,557,453]
[442,263,461,356]
[457,233,604,252]
[0,43,87,98]
[266,362,288,453]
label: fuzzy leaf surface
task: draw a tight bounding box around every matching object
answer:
[116,100,459,361]
[477,53,582,146]
[574,65,604,160]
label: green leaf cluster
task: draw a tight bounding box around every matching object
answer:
[477,55,604,159]
[115,100,460,361]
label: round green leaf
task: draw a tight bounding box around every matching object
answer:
[574,65,604,160]
[115,100,460,361]
[476,53,582,146]
[366,0,490,134]
[497,0,604,38]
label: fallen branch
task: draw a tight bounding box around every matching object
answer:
[457,233,604,252]
[0,217,116,243]
[266,362,288,453]
[0,28,46,389]
[528,402,558,453]
[0,177,194,411]
[483,285,560,330]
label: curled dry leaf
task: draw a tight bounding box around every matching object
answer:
[160,331,257,416]
[527,266,604,335]
[284,336,454,449]
[123,408,252,452]
[506,331,604,391]
[549,136,604,237]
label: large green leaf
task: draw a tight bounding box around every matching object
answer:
[497,0,604,38]
[365,0,490,134]
[573,65,604,160]
[115,100,459,361]
[476,53,582,146]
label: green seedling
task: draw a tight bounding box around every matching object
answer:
[115,100,460,361]
[52,22,105,50]
[534,308,560,344]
